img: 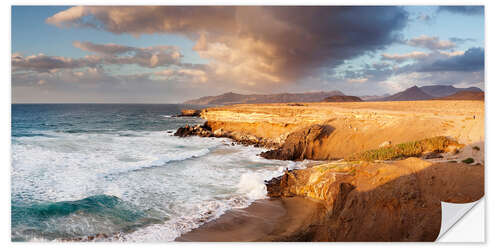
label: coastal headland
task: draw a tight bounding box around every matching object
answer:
[175,100,484,242]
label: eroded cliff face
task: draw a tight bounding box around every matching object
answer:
[264,158,484,241]
[199,101,484,161]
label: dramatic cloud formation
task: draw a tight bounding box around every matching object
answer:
[438,6,484,15]
[11,6,484,103]
[406,35,456,50]
[46,6,409,85]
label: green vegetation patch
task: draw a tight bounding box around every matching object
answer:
[462,158,474,164]
[346,136,460,162]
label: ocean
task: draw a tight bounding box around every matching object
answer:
[11,104,308,242]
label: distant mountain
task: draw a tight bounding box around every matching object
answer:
[183,90,345,105]
[378,86,434,101]
[435,91,484,100]
[420,85,483,98]
[322,95,363,102]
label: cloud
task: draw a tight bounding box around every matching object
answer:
[12,42,183,72]
[438,6,484,16]
[406,35,456,50]
[381,70,484,94]
[438,50,465,57]
[14,6,483,103]
[417,47,484,72]
[417,14,432,21]
[73,41,135,55]
[11,65,225,103]
[382,51,430,62]
[154,68,208,83]
[47,6,409,85]
[73,41,182,67]
[449,37,476,44]
[347,78,368,83]
[46,6,237,35]
[319,46,483,95]
[12,53,101,72]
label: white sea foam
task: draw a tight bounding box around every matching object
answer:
[12,130,309,241]
[237,173,268,200]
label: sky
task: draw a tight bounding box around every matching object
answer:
[11,6,484,103]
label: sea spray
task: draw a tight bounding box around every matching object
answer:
[237,173,268,200]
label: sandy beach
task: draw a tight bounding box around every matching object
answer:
[177,197,324,242]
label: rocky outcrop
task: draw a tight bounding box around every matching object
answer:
[260,124,334,160]
[174,123,212,137]
[174,123,280,148]
[179,109,202,117]
[264,158,484,241]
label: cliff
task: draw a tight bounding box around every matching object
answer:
[199,101,484,160]
[263,158,483,241]
[175,100,484,241]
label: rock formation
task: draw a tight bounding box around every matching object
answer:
[260,124,334,160]
[179,109,202,117]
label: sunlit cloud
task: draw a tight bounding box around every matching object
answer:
[406,35,456,50]
[382,51,430,62]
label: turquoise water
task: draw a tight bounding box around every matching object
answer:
[11,104,306,242]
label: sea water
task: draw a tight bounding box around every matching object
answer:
[11,104,307,242]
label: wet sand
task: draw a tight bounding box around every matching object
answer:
[176,197,325,242]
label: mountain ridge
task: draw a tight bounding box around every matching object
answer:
[378,86,433,101]
[378,85,483,101]
[184,85,484,105]
[420,85,482,97]
[183,90,345,105]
